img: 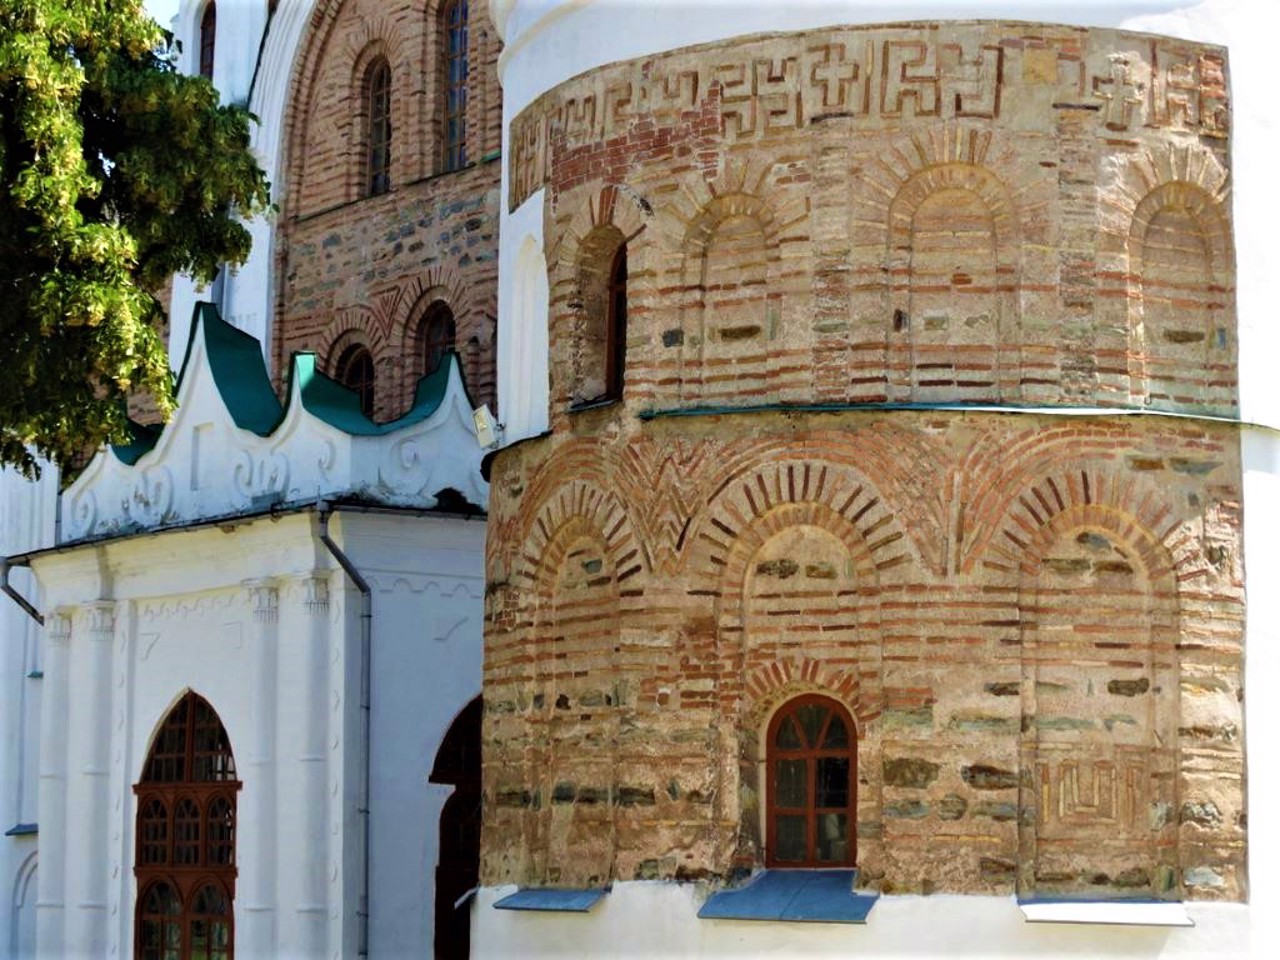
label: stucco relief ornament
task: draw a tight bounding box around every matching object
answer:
[66,487,98,539]
[233,449,290,501]
[381,433,439,499]
[125,466,174,527]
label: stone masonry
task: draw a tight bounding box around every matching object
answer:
[482,21,1245,901]
[276,0,503,419]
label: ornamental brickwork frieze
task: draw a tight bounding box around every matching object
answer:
[509,23,1229,211]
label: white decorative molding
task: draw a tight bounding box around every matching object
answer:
[302,576,330,617]
[245,581,280,624]
[61,307,489,543]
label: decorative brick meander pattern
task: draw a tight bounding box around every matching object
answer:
[482,414,1244,897]
[277,0,502,419]
[513,21,1234,416]
[483,21,1245,900]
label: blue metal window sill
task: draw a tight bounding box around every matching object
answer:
[493,887,608,913]
[1018,898,1193,927]
[4,823,37,837]
[698,869,878,924]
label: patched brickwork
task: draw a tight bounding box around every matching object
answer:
[483,414,1245,898]
[516,21,1233,417]
[483,21,1245,901]
[277,0,501,419]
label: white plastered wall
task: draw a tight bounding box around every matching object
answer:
[0,467,57,960]
[30,507,485,959]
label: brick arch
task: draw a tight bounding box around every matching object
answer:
[1126,181,1234,410]
[1094,143,1233,409]
[969,466,1206,586]
[314,306,389,367]
[885,160,1021,402]
[653,156,811,407]
[515,477,643,599]
[687,458,915,588]
[745,660,871,730]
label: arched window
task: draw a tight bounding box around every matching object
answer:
[134,692,239,960]
[766,695,857,868]
[365,58,392,196]
[199,3,217,80]
[334,343,376,418]
[420,302,457,377]
[442,0,469,171]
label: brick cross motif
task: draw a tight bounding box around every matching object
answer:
[1092,58,1145,130]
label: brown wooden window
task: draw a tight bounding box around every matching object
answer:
[766,695,857,868]
[134,692,239,960]
[420,302,457,377]
[335,343,376,418]
[605,243,627,400]
[442,0,469,171]
[199,3,216,80]
[366,58,392,196]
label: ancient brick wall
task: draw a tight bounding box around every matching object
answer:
[483,414,1245,898]
[276,0,501,419]
[482,21,1245,901]
[512,21,1233,417]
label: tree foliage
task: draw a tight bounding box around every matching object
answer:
[0,0,270,475]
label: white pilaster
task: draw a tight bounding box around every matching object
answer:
[239,581,280,955]
[35,612,71,955]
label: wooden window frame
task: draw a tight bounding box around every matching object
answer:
[420,302,457,378]
[765,694,858,869]
[441,0,469,172]
[134,693,239,960]
[199,3,217,80]
[334,343,376,419]
[365,58,392,197]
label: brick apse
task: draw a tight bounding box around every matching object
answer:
[482,21,1244,901]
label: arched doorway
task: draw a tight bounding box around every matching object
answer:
[430,697,481,960]
[134,692,239,959]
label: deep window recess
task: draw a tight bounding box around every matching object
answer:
[442,0,469,171]
[366,58,392,196]
[335,343,376,418]
[420,302,457,377]
[766,694,858,868]
[199,3,216,80]
[134,692,238,960]
[605,243,627,400]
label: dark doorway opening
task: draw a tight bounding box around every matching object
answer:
[430,696,481,959]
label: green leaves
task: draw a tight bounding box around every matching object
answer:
[0,0,270,476]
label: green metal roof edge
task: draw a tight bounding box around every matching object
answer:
[196,303,285,436]
[381,350,468,432]
[110,303,283,465]
[285,349,468,436]
[288,352,381,435]
[636,400,1274,431]
[111,418,164,466]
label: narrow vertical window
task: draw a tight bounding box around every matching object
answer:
[199,3,217,80]
[335,344,377,419]
[442,0,469,172]
[605,244,627,400]
[421,303,457,377]
[366,58,392,197]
